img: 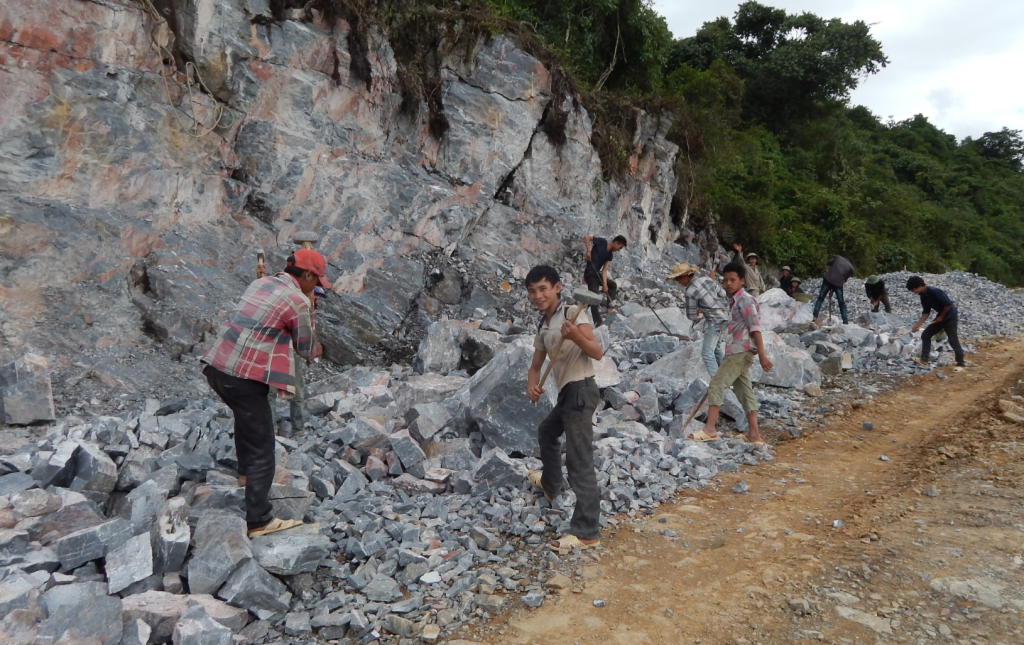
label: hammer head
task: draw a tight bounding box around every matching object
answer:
[570,290,605,307]
[292,231,319,247]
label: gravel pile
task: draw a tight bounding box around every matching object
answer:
[2,267,1018,645]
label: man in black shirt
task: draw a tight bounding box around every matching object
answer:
[779,266,794,296]
[907,276,965,368]
[583,234,627,326]
[865,276,891,313]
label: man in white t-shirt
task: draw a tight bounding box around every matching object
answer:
[524,265,604,555]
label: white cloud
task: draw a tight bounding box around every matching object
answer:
[653,0,1024,138]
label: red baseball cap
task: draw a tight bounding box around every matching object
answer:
[289,248,332,290]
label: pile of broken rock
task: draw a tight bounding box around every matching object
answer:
[1,272,1019,644]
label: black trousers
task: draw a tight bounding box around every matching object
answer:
[584,271,616,327]
[921,317,965,366]
[203,365,276,529]
[537,378,602,541]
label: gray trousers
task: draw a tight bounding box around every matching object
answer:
[537,378,602,540]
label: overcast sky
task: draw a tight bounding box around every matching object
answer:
[652,0,1024,140]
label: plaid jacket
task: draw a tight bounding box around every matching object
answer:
[202,273,313,394]
[724,288,762,355]
[684,275,729,324]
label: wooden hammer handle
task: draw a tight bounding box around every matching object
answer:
[536,304,587,393]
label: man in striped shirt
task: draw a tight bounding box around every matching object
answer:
[201,249,329,537]
[666,262,728,376]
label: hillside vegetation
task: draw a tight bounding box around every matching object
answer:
[480,0,1024,284]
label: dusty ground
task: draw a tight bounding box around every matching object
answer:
[468,338,1024,645]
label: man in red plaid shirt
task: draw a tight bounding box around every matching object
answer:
[202,248,330,537]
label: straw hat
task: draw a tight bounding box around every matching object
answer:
[666,262,699,280]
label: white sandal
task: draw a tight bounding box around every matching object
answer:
[549,534,600,555]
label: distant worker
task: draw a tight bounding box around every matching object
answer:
[865,275,891,313]
[202,249,330,537]
[731,244,765,297]
[583,234,627,326]
[907,276,966,369]
[812,255,854,325]
[666,263,728,376]
[779,266,794,296]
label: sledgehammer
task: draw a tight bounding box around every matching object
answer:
[535,289,606,396]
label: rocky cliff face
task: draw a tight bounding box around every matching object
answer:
[0,0,693,385]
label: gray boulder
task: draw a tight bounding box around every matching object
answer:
[185,512,252,595]
[217,559,290,616]
[415,321,467,375]
[36,581,122,645]
[105,532,154,594]
[455,340,556,455]
[251,523,330,576]
[53,518,133,570]
[472,447,527,489]
[0,354,56,425]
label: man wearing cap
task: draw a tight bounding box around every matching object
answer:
[779,266,794,296]
[731,244,765,297]
[667,263,728,376]
[865,275,891,313]
[201,249,331,537]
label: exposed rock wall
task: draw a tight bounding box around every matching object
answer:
[0,0,685,377]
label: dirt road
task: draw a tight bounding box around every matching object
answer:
[471,339,1024,645]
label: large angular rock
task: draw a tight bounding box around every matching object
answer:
[415,321,467,375]
[185,512,252,595]
[757,289,814,331]
[0,472,37,496]
[53,517,133,570]
[392,374,467,417]
[172,602,233,645]
[117,479,170,533]
[105,532,154,594]
[392,474,445,495]
[251,523,330,576]
[749,331,822,389]
[472,447,527,489]
[455,341,556,456]
[389,430,426,468]
[0,571,38,615]
[122,591,249,643]
[329,417,387,447]
[0,354,56,425]
[363,575,403,602]
[217,559,290,616]
[152,497,191,575]
[460,328,505,374]
[269,484,315,521]
[36,581,122,645]
[405,402,453,444]
[69,442,118,494]
[641,341,711,391]
[31,441,80,489]
[8,489,61,519]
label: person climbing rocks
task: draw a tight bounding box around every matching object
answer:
[907,276,966,368]
[689,262,773,446]
[583,234,627,326]
[779,266,794,296]
[201,249,330,537]
[812,255,855,325]
[730,244,765,297]
[666,262,728,376]
[524,265,604,555]
[865,275,891,313]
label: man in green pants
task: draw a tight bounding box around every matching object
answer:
[689,262,773,446]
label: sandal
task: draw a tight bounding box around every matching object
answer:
[911,357,928,367]
[527,470,553,502]
[549,534,600,555]
[688,429,720,442]
[247,517,303,537]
